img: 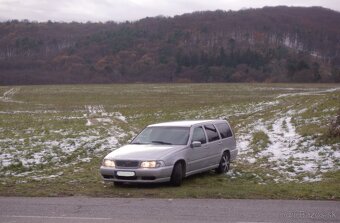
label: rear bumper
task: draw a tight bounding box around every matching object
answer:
[100,166,173,183]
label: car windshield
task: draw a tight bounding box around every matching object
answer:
[131,126,190,145]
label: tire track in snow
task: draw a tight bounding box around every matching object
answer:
[84,105,127,126]
[277,87,340,98]
[237,112,340,182]
[0,88,22,103]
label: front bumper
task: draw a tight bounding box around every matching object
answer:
[100,165,173,183]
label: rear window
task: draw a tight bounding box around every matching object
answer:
[204,124,220,142]
[216,123,233,138]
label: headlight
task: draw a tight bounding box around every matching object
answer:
[103,159,115,167]
[140,161,164,168]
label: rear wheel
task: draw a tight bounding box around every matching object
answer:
[170,162,183,186]
[215,152,230,174]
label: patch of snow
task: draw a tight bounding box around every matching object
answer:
[258,117,299,161]
[85,105,105,115]
[114,112,127,123]
[86,119,93,126]
[237,134,252,155]
[297,108,308,114]
[277,87,340,98]
[30,172,64,181]
[79,157,91,163]
[0,153,14,167]
[0,122,131,176]
[247,158,256,164]
[236,109,340,182]
[302,175,322,182]
[84,105,127,125]
[21,151,46,167]
[0,110,59,114]
[225,169,242,179]
[0,87,23,103]
[97,117,112,124]
[230,100,280,117]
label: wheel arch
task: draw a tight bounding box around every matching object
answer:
[222,149,230,158]
[173,159,186,176]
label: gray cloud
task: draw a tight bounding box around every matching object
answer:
[0,0,339,22]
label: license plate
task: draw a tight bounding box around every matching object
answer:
[116,171,135,177]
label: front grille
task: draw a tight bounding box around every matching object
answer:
[115,160,139,168]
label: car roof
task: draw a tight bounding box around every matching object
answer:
[148,120,227,127]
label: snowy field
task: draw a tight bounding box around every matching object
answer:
[0,84,339,187]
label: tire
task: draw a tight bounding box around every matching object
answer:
[215,152,230,174]
[170,162,183,186]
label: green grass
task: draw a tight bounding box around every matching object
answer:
[0,83,339,199]
[251,131,270,153]
[1,165,339,200]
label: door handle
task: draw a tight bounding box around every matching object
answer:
[218,142,222,145]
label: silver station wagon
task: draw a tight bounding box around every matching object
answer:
[100,120,237,186]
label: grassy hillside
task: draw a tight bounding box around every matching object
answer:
[0,83,339,199]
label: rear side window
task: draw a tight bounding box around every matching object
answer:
[204,124,220,142]
[216,123,233,138]
[192,126,207,144]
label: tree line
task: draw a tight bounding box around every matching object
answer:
[0,6,339,85]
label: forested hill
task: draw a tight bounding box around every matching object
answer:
[1,6,340,85]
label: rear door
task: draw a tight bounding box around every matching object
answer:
[216,122,236,158]
[204,124,222,166]
[186,126,209,172]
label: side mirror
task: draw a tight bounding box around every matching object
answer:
[191,141,202,148]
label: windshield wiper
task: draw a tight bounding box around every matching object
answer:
[151,140,172,145]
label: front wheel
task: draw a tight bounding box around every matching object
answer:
[170,162,183,186]
[215,152,230,174]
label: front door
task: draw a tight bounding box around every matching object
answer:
[187,126,208,172]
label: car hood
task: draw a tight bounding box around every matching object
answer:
[104,144,186,160]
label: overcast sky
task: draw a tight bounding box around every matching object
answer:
[0,0,339,22]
